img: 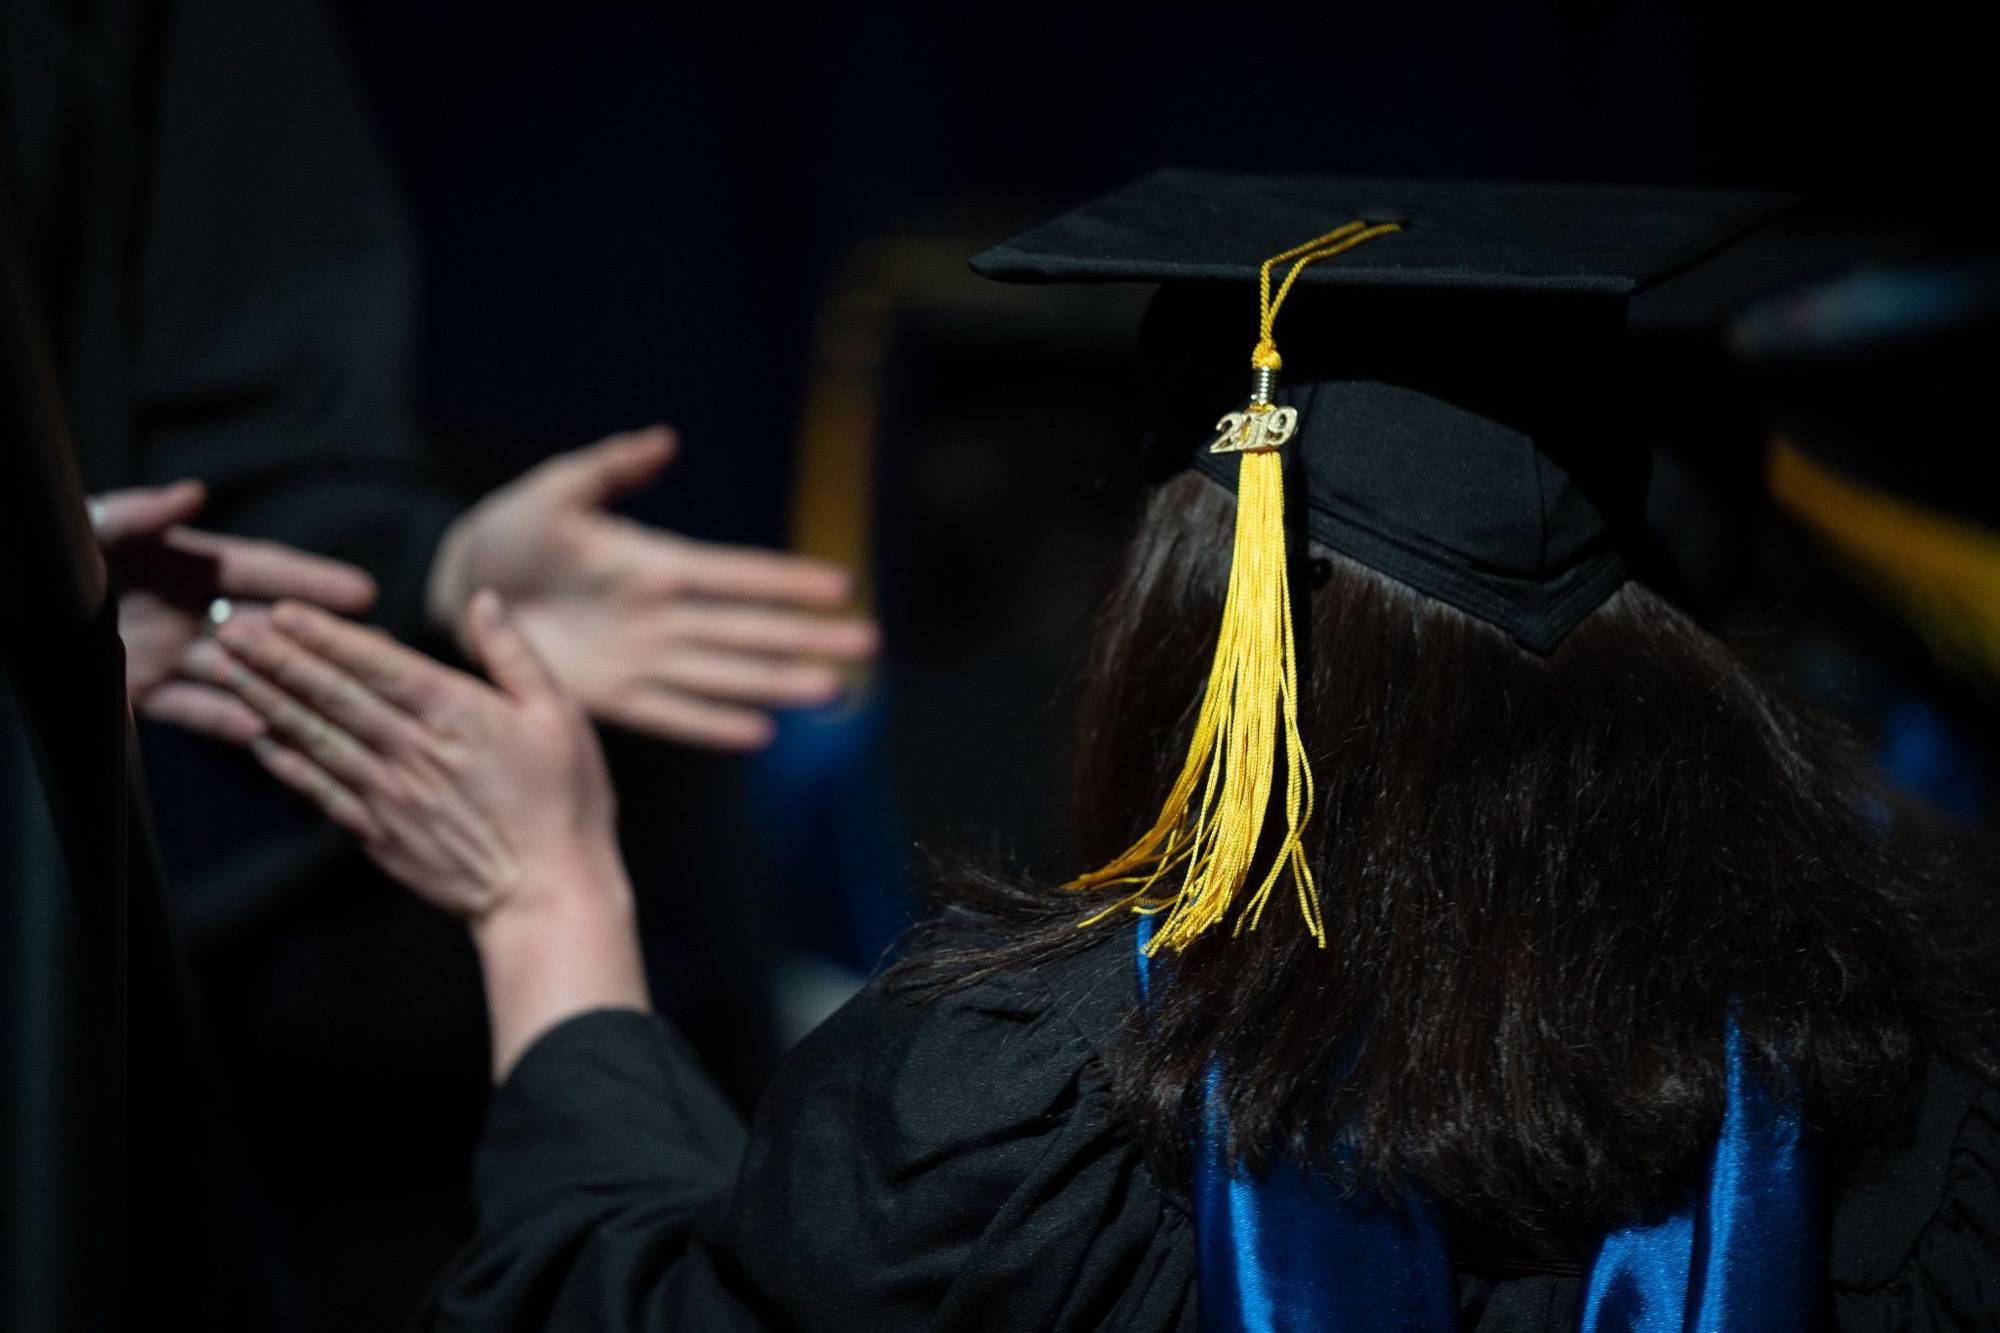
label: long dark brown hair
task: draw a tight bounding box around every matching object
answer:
[896,469,1998,1244]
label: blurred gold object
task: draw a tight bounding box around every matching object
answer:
[1767,434,2000,686]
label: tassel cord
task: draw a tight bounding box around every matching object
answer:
[1067,220,1401,952]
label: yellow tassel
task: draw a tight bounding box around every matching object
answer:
[1067,220,1401,954]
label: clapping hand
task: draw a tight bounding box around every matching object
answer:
[199,593,646,1077]
[425,427,878,751]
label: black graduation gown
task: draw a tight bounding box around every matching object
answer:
[421,928,2000,1331]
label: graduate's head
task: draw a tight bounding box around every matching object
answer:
[1024,456,2000,1243]
[974,171,1791,950]
[901,174,1999,1241]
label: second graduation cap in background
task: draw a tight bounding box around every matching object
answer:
[972,170,1794,954]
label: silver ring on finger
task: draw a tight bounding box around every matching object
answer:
[205,597,235,636]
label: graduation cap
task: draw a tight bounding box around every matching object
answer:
[970,170,1795,952]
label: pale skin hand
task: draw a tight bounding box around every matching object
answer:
[91,480,379,743]
[425,426,879,752]
[195,594,649,1080]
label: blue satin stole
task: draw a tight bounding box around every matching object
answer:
[1131,918,1823,1332]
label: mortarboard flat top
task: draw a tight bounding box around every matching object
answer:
[972,169,1797,297]
[970,171,1796,652]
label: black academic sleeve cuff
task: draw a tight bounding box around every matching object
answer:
[474,1008,749,1232]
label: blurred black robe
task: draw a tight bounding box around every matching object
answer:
[3,2,779,1326]
[421,926,1999,1331]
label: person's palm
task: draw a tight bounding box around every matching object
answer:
[427,427,877,751]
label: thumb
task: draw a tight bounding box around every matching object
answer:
[538,425,676,509]
[467,589,559,702]
[90,480,206,545]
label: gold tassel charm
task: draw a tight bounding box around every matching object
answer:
[1067,220,1401,954]
[1211,403,1298,454]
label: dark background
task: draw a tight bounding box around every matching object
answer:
[336,0,1987,496]
[327,0,1992,882]
[16,3,1988,1327]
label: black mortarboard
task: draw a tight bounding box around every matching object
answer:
[973,169,1796,653]
[971,171,1794,954]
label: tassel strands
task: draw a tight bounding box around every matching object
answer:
[1067,220,1402,954]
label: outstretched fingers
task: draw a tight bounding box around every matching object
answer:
[604,688,775,752]
[650,649,846,707]
[537,426,677,508]
[185,635,383,802]
[665,540,855,607]
[138,680,267,746]
[168,528,377,611]
[248,735,381,841]
[671,602,879,661]
[90,480,206,544]
[265,601,451,719]
[210,615,422,755]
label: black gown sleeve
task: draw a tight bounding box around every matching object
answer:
[1830,1056,2000,1329]
[420,1010,755,1329]
[420,942,1196,1332]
